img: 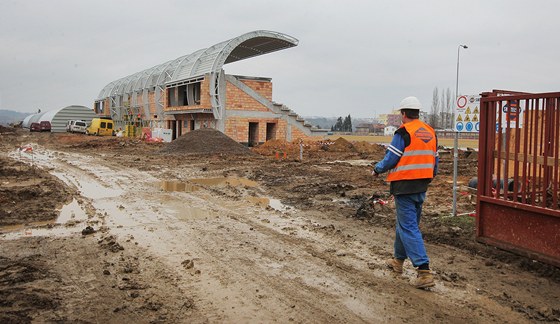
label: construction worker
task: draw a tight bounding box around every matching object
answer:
[372,96,439,289]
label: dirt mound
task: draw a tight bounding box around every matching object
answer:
[252,139,298,156]
[159,128,253,156]
[352,141,385,155]
[327,137,355,152]
[0,125,17,133]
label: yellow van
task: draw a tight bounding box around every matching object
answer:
[87,117,115,136]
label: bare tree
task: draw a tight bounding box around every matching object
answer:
[439,88,453,129]
[445,88,453,129]
[430,87,440,128]
[439,89,446,128]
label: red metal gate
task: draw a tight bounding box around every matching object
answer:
[477,90,560,267]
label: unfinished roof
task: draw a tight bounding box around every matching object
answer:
[97,30,298,99]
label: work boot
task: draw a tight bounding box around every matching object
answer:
[385,258,404,273]
[414,270,435,289]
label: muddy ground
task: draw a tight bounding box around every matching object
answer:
[0,127,559,323]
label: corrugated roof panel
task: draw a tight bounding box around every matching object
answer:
[97,31,298,100]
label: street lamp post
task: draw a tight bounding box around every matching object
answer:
[452,44,468,217]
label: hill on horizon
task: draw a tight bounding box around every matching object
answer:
[0,109,31,125]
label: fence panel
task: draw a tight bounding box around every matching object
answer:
[477,90,560,267]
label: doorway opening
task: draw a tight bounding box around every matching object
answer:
[169,120,177,140]
[248,122,259,147]
[266,123,277,141]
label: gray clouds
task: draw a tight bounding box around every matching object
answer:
[1,0,559,117]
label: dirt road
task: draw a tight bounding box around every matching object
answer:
[1,129,559,323]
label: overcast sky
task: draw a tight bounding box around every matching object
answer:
[1,0,559,118]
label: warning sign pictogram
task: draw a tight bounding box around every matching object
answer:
[457,96,467,108]
[454,95,481,132]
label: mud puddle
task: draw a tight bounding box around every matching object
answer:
[160,180,200,192]
[0,198,89,238]
[160,178,291,212]
[246,196,294,212]
[190,177,258,187]
[158,177,257,192]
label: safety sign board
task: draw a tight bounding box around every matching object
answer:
[496,99,524,131]
[454,95,480,132]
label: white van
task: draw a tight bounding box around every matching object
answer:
[70,120,87,134]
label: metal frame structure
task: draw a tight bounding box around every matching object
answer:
[96,30,298,127]
[477,89,560,267]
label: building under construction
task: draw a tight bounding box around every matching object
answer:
[94,30,327,145]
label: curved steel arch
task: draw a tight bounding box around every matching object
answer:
[205,31,299,119]
[96,30,298,121]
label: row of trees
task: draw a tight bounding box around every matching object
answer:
[428,87,454,129]
[330,115,353,132]
[325,91,454,131]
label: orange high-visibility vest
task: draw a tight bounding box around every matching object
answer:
[386,119,437,182]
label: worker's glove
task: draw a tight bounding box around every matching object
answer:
[372,169,380,177]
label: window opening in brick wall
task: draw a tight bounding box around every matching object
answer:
[167,83,201,107]
[95,101,104,114]
[167,87,177,107]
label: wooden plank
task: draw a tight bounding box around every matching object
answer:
[493,151,556,166]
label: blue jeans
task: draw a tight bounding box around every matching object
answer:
[393,192,430,267]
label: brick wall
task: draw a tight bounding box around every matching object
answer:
[226,79,272,112]
[222,78,315,143]
[240,79,273,101]
[225,118,290,143]
[94,98,111,117]
[291,125,312,142]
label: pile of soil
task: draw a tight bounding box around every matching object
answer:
[0,125,17,133]
[252,139,308,156]
[159,128,254,156]
[327,137,355,152]
[351,141,386,154]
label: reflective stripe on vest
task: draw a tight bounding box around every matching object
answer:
[386,119,436,182]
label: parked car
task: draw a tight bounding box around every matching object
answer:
[86,117,114,136]
[40,121,51,132]
[30,122,41,132]
[69,120,87,134]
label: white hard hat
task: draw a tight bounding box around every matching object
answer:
[398,96,422,110]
